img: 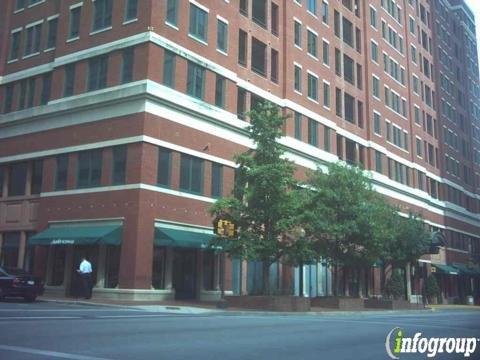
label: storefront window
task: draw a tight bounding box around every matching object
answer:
[152,247,166,289]
[203,251,215,290]
[1,232,20,268]
[105,246,120,288]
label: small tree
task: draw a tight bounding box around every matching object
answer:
[425,274,440,304]
[386,270,405,300]
[210,102,305,295]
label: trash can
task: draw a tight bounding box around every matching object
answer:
[466,296,474,305]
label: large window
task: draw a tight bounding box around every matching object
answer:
[211,163,223,198]
[55,154,69,191]
[252,0,267,27]
[41,71,51,104]
[307,73,318,101]
[87,55,108,91]
[238,30,247,66]
[322,40,329,65]
[64,64,76,97]
[294,112,302,140]
[4,85,14,113]
[343,54,354,84]
[166,0,178,26]
[189,3,208,42]
[112,145,127,185]
[24,23,42,56]
[294,65,302,92]
[251,37,266,76]
[180,155,204,194]
[186,62,205,100]
[323,81,330,108]
[92,0,113,31]
[294,21,301,47]
[308,118,318,146]
[124,0,138,22]
[342,17,354,47]
[9,162,28,196]
[121,47,134,84]
[307,30,317,58]
[307,0,317,15]
[46,17,58,49]
[215,75,226,108]
[163,50,176,88]
[31,159,43,195]
[69,5,81,39]
[8,30,21,61]
[344,92,355,123]
[217,19,228,53]
[157,148,171,187]
[77,149,103,188]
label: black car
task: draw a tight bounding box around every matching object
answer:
[0,266,44,302]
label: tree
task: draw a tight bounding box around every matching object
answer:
[299,162,396,296]
[425,274,440,304]
[386,270,405,300]
[210,102,308,295]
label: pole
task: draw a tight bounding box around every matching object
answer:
[298,262,303,297]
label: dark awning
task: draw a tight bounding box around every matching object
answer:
[432,264,459,275]
[453,263,480,276]
[154,226,216,249]
[29,225,122,246]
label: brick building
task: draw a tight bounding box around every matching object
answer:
[0,0,479,303]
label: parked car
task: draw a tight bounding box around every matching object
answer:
[0,266,44,302]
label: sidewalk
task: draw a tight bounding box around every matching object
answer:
[429,304,480,311]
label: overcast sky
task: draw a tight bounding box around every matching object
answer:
[464,0,480,62]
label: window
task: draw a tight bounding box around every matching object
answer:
[271,49,278,83]
[375,151,383,173]
[64,64,76,97]
[121,47,134,84]
[342,17,354,47]
[411,45,417,63]
[237,88,246,120]
[69,6,81,39]
[409,16,415,34]
[112,145,127,185]
[27,78,35,108]
[46,17,58,49]
[187,62,205,100]
[271,3,279,35]
[294,65,302,92]
[252,0,267,27]
[370,6,377,28]
[307,30,318,58]
[92,0,113,31]
[163,50,176,88]
[372,76,380,98]
[251,37,266,76]
[4,84,14,113]
[9,162,28,196]
[323,82,330,108]
[308,118,318,146]
[238,30,249,66]
[335,48,341,76]
[307,0,317,15]
[211,163,223,198]
[18,80,27,110]
[343,54,354,84]
[166,0,178,26]
[334,10,340,37]
[215,75,226,108]
[189,3,208,42]
[344,92,355,123]
[294,112,302,140]
[124,0,138,22]
[322,40,329,65]
[324,126,331,152]
[371,41,378,62]
[87,55,108,91]
[373,112,381,135]
[55,154,69,191]
[416,138,423,157]
[8,31,21,61]
[31,160,43,195]
[1,233,20,269]
[15,0,25,10]
[77,149,103,188]
[335,88,342,117]
[294,21,302,47]
[180,154,204,194]
[217,19,228,53]
[24,23,42,56]
[239,0,248,16]
[356,64,362,90]
[307,73,318,101]
[157,148,171,187]
[321,1,328,24]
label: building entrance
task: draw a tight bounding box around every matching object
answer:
[173,249,197,300]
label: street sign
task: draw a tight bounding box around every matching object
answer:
[214,218,237,238]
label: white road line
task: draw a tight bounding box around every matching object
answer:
[0,316,80,320]
[97,314,175,319]
[0,309,142,312]
[0,345,111,360]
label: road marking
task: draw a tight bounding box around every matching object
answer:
[0,309,143,312]
[0,316,80,320]
[0,344,111,360]
[97,314,180,319]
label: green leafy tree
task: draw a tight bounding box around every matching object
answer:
[425,274,440,303]
[210,102,309,295]
[299,162,396,296]
[386,270,405,300]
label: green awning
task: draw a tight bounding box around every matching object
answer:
[154,226,216,249]
[29,225,122,246]
[453,263,480,276]
[432,264,459,275]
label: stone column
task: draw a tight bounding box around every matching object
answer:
[17,231,27,269]
[96,245,107,288]
[164,247,173,290]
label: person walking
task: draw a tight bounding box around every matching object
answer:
[77,256,93,299]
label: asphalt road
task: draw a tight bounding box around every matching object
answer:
[0,300,479,360]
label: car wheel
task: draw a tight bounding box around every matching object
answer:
[24,295,36,303]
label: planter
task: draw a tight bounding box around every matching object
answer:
[364,299,424,310]
[225,296,310,312]
[310,296,365,310]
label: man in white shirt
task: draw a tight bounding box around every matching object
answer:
[77,257,93,299]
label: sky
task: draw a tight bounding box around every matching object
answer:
[465,0,480,61]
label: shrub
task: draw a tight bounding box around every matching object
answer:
[425,274,440,303]
[386,271,405,300]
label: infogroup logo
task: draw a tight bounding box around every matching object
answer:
[385,327,479,359]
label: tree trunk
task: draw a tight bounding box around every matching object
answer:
[262,262,270,295]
